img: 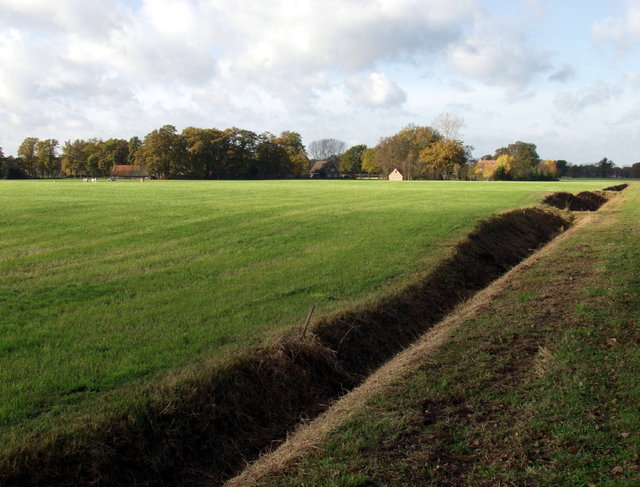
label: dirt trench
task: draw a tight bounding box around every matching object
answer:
[0,208,572,487]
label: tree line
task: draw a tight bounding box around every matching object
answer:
[4,126,310,179]
[2,123,639,180]
[337,134,639,181]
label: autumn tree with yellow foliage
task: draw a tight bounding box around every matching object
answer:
[419,139,467,180]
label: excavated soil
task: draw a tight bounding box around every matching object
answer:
[603,183,628,191]
[542,190,608,211]
[0,208,572,487]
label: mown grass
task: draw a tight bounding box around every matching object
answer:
[258,182,639,486]
[0,178,609,439]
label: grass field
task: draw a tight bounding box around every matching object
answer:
[0,178,609,437]
[254,183,639,486]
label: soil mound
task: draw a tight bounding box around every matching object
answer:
[542,191,575,210]
[576,191,608,210]
[543,191,608,211]
[0,208,571,487]
[603,183,628,192]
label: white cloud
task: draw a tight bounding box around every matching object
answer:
[346,72,407,108]
[0,0,484,149]
[0,0,128,39]
[224,0,478,71]
[1,1,640,165]
[447,19,551,91]
[591,2,640,49]
[548,64,576,83]
[554,70,640,115]
[555,83,615,113]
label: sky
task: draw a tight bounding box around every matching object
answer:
[1,0,640,165]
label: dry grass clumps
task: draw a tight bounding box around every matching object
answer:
[0,208,572,487]
[1,336,355,486]
[542,190,608,211]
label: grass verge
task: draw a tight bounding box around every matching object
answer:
[253,184,639,486]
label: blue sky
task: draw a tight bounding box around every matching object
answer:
[1,0,639,165]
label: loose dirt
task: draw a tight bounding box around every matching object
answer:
[602,183,628,191]
[542,190,608,211]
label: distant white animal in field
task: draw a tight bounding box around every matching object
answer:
[82,178,88,182]
[91,178,97,182]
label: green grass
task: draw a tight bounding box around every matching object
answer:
[258,182,639,486]
[0,178,609,437]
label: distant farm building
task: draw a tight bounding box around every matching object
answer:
[309,160,340,178]
[388,169,404,181]
[110,165,148,179]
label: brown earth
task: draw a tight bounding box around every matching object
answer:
[542,190,608,211]
[602,183,628,191]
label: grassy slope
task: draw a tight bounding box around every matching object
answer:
[0,179,608,437]
[258,183,639,487]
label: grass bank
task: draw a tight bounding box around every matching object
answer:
[253,183,639,486]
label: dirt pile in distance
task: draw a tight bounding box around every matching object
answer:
[602,183,628,192]
[542,190,608,211]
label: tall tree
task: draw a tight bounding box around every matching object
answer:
[433,112,464,140]
[375,124,442,179]
[375,134,412,177]
[127,136,142,165]
[275,131,309,177]
[220,127,258,179]
[308,138,347,160]
[136,125,186,178]
[339,144,367,174]
[61,139,88,177]
[17,137,39,177]
[555,160,569,177]
[83,139,103,177]
[419,139,467,180]
[35,139,59,177]
[254,132,291,179]
[361,147,379,174]
[495,154,515,180]
[182,127,225,179]
[0,146,5,178]
[537,160,558,179]
[100,138,129,175]
[493,141,541,180]
[596,157,615,178]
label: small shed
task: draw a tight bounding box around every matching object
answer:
[388,168,404,181]
[309,160,340,178]
[110,165,148,179]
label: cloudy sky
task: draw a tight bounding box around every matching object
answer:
[1,0,640,165]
